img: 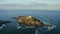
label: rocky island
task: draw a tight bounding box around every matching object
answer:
[14,16,45,27]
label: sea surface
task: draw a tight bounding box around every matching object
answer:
[0,10,60,34]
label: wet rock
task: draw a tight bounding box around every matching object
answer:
[0,20,10,24]
[14,16,44,27]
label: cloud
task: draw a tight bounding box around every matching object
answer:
[0,0,6,2]
[0,3,60,10]
[0,0,5,2]
[0,0,60,5]
[0,0,60,10]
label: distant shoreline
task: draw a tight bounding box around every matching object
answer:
[0,9,60,11]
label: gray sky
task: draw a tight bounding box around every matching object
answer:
[0,0,60,10]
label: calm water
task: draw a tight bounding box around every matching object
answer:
[0,10,60,34]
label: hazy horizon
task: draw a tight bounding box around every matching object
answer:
[0,0,60,10]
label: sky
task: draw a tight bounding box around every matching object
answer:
[0,0,60,10]
[0,0,60,4]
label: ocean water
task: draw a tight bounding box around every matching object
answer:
[0,10,60,34]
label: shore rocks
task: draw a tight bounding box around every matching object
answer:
[14,16,44,27]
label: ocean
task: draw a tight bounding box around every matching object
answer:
[0,10,60,34]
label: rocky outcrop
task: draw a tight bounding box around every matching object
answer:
[0,20,10,24]
[14,16,44,27]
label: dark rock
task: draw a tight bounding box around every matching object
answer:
[0,20,11,24]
